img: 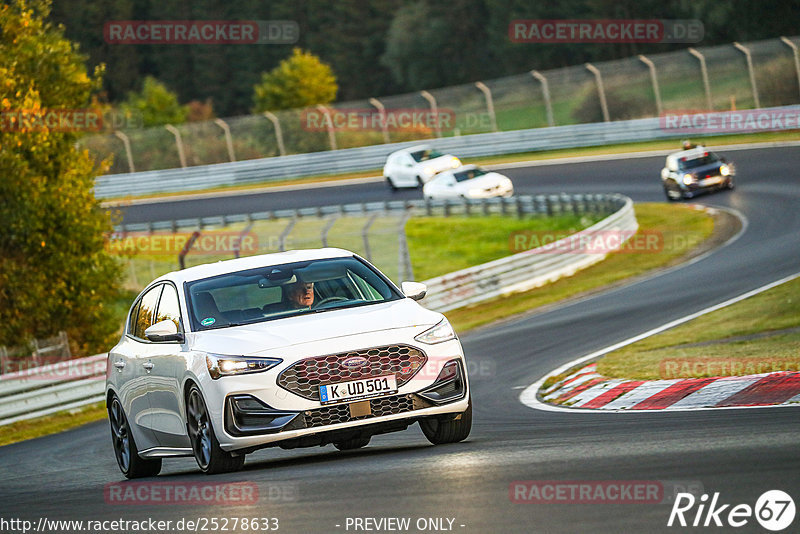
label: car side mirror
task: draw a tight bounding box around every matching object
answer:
[401,281,427,301]
[145,320,184,342]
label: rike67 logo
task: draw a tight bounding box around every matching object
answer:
[668,490,795,531]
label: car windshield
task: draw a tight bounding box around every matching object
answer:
[678,152,720,170]
[453,167,488,182]
[410,149,444,162]
[185,257,402,331]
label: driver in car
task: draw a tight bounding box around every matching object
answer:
[286,281,315,308]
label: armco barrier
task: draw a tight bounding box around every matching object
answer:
[0,353,107,425]
[93,105,800,199]
[1,194,635,424]
[419,194,636,312]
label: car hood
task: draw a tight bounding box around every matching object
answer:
[459,172,509,189]
[424,155,458,172]
[188,298,442,355]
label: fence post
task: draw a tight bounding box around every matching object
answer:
[780,37,800,100]
[369,98,391,144]
[397,211,414,282]
[362,213,379,262]
[59,331,72,360]
[263,111,287,156]
[420,90,442,138]
[321,215,339,247]
[474,81,499,132]
[279,216,297,252]
[689,48,713,110]
[638,55,663,116]
[733,42,761,109]
[234,221,254,258]
[0,346,7,375]
[213,118,237,162]
[584,63,610,122]
[165,124,187,168]
[114,131,135,173]
[316,105,338,150]
[530,70,555,127]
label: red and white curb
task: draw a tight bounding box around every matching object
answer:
[520,271,800,413]
[534,363,800,411]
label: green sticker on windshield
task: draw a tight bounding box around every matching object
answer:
[201,317,215,326]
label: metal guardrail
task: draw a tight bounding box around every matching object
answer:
[115,194,623,233]
[0,353,106,425]
[2,194,634,425]
[95,117,670,198]
[93,104,800,199]
[420,194,636,312]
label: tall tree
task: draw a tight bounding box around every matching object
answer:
[0,0,121,355]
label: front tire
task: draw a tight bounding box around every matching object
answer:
[187,385,245,475]
[419,398,472,445]
[663,184,681,202]
[108,395,162,479]
[386,176,398,192]
[416,176,425,188]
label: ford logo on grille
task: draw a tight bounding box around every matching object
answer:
[342,356,369,368]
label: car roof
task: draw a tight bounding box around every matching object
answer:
[668,147,712,159]
[392,144,432,155]
[154,248,354,286]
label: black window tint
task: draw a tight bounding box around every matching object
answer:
[134,285,163,339]
[155,284,182,332]
[127,300,141,336]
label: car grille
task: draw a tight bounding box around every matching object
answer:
[301,394,418,429]
[277,344,427,401]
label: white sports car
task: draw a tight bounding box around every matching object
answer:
[423,165,514,200]
[383,144,461,189]
[106,249,471,477]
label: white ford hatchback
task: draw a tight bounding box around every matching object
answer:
[106,249,471,477]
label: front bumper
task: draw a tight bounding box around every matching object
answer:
[202,337,470,452]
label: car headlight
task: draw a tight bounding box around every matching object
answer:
[720,164,730,176]
[682,173,696,185]
[451,157,461,168]
[414,319,456,345]
[206,354,282,379]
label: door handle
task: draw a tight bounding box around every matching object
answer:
[113,360,126,370]
[142,361,154,371]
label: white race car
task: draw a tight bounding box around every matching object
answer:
[106,248,471,477]
[383,145,461,189]
[423,164,514,200]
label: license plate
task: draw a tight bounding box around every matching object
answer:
[699,176,722,186]
[319,375,397,405]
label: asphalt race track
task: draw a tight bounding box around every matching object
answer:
[1,146,799,533]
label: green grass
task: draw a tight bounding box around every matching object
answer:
[0,402,107,448]
[444,203,715,334]
[597,276,800,380]
[406,214,601,281]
